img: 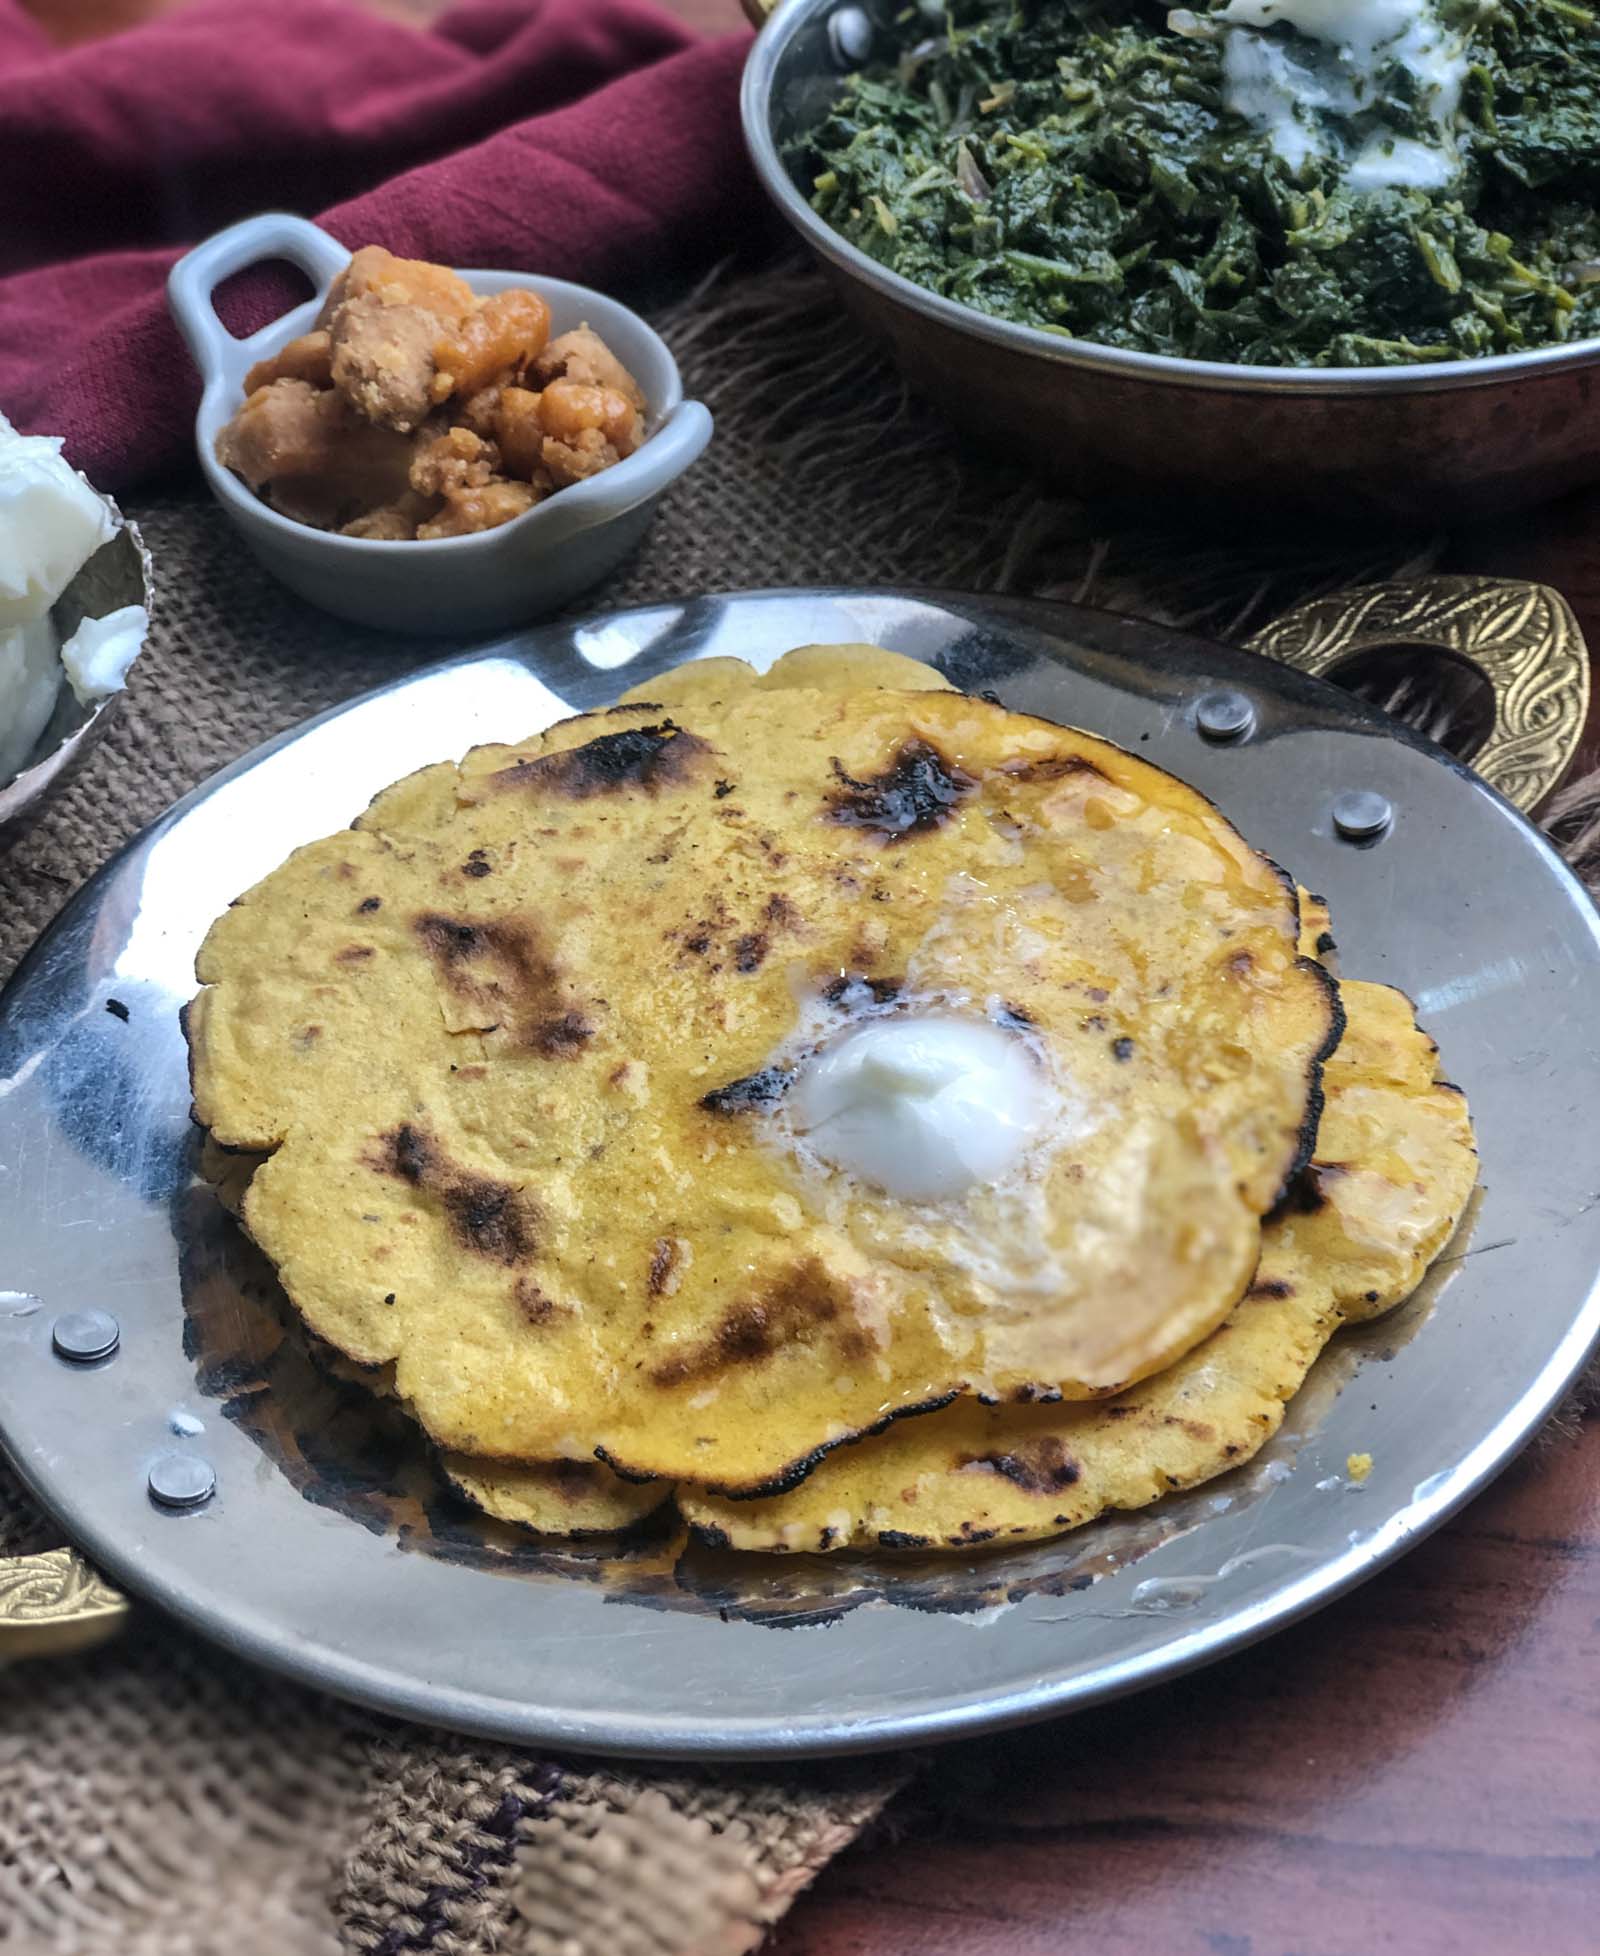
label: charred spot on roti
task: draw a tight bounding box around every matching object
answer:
[413,912,593,1056]
[648,1260,864,1389]
[680,1389,965,1502]
[963,1437,1082,1495]
[514,1275,560,1325]
[1111,1035,1135,1061]
[443,1176,535,1265]
[532,1009,594,1056]
[377,1121,435,1186]
[1282,1161,1350,1216]
[821,972,901,1011]
[700,1065,794,1116]
[1002,751,1108,784]
[462,850,493,879]
[591,1448,662,1486]
[357,896,382,913]
[370,1122,537,1266]
[647,1237,684,1298]
[491,721,710,799]
[825,740,975,841]
[1272,958,1347,1206]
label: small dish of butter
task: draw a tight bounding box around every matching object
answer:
[0,413,150,829]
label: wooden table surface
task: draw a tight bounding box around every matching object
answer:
[18,2,1600,1950]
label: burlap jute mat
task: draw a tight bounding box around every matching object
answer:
[3,258,1597,1955]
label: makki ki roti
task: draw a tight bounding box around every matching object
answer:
[386,964,1474,1548]
[375,879,1345,1537]
[377,881,1363,1540]
[187,644,1338,1495]
[440,1453,672,1535]
[679,977,1477,1552]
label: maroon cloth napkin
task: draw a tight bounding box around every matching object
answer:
[0,0,758,491]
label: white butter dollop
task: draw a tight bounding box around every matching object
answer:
[0,416,118,632]
[1192,0,1472,194]
[0,613,63,784]
[0,411,146,789]
[60,603,148,704]
[789,1013,1051,1203]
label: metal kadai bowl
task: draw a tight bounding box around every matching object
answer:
[740,0,1600,521]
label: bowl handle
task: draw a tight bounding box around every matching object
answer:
[167,214,352,390]
[499,400,714,551]
[1249,575,1589,814]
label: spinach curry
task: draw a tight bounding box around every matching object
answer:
[798,0,1600,365]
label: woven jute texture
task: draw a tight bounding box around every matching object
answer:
[2,257,1596,1956]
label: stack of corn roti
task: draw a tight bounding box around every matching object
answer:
[186,645,1477,1556]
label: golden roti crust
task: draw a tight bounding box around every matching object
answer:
[435,881,1347,1533]
[678,977,1475,1550]
[441,1454,671,1534]
[189,646,1336,1495]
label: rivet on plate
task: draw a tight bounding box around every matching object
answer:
[51,1309,120,1363]
[1195,690,1255,742]
[148,1453,216,1511]
[1332,789,1394,842]
[828,4,874,67]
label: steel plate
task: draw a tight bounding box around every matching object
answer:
[3,588,1599,1758]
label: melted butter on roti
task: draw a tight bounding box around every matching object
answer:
[678,976,1475,1550]
[189,646,1336,1495]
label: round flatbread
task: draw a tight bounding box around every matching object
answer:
[188,646,1336,1495]
[678,977,1476,1550]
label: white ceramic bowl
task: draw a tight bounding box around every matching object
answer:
[168,214,712,636]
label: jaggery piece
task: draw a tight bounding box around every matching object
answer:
[432,290,552,403]
[409,425,500,498]
[456,386,503,439]
[416,478,539,539]
[539,378,640,451]
[407,426,541,537]
[215,378,413,528]
[319,247,478,432]
[217,249,649,540]
[329,294,446,434]
[317,245,474,330]
[216,379,340,488]
[536,378,643,487]
[491,380,640,486]
[243,330,333,395]
[340,491,442,541]
[490,386,546,480]
[531,325,646,409]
